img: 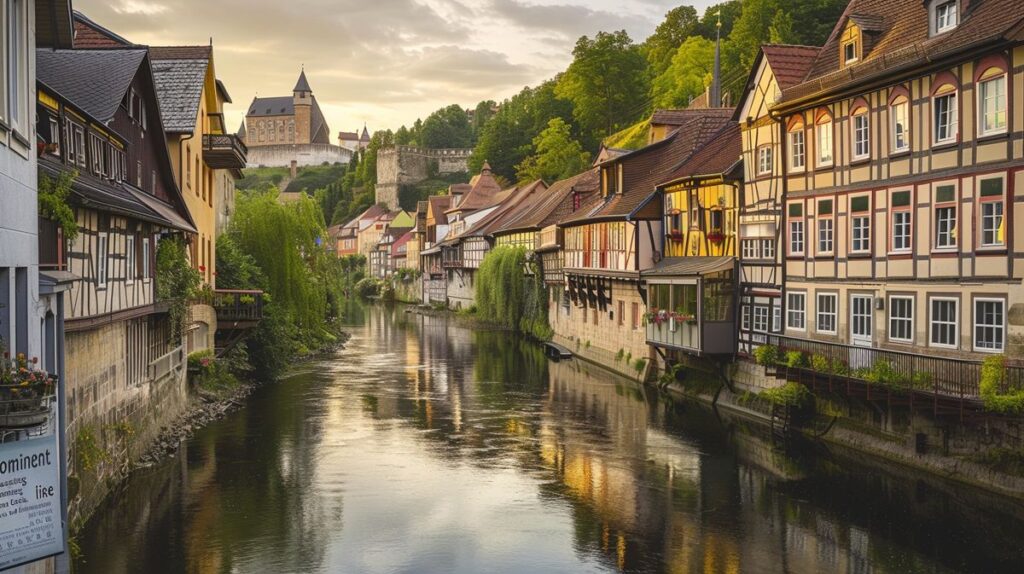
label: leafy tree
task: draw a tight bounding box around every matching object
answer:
[394,125,415,146]
[643,6,700,78]
[651,36,716,109]
[695,1,742,40]
[555,31,650,140]
[471,100,497,138]
[37,169,78,241]
[515,118,591,184]
[155,235,201,343]
[419,104,473,149]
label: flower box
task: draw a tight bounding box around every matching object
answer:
[0,353,56,428]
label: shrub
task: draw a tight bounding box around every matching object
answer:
[355,277,380,298]
[980,355,1024,414]
[753,345,779,367]
[830,358,850,376]
[633,358,647,375]
[615,349,625,363]
[784,351,805,368]
[761,382,812,409]
[810,354,830,373]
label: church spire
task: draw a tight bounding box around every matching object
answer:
[294,67,312,94]
[710,10,722,108]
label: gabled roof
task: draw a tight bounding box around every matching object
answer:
[660,122,742,186]
[392,230,414,255]
[760,45,821,90]
[466,180,548,238]
[36,49,147,122]
[72,10,133,49]
[428,196,452,225]
[150,47,211,134]
[650,108,733,127]
[449,164,503,213]
[497,169,600,236]
[561,109,732,225]
[783,0,1024,105]
[248,96,294,117]
[360,126,371,141]
[338,131,359,140]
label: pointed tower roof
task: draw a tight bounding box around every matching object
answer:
[294,68,311,93]
[360,125,370,141]
[237,120,246,138]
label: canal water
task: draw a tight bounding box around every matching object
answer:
[77,304,1024,573]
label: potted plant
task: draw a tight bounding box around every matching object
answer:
[0,352,56,428]
[707,231,725,244]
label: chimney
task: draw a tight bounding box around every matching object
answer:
[290,160,298,179]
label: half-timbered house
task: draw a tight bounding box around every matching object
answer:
[35,47,197,520]
[771,0,1024,380]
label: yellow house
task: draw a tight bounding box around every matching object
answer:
[151,46,246,289]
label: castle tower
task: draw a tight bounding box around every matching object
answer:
[293,68,312,144]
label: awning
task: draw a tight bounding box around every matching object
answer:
[642,256,734,278]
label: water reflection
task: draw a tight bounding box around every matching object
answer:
[78,303,1024,573]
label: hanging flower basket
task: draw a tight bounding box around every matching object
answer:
[668,230,684,241]
[0,353,56,428]
[707,232,725,244]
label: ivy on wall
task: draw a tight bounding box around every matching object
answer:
[155,236,201,343]
[476,246,552,341]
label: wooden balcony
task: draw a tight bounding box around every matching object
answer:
[203,134,248,170]
[764,334,1024,418]
[209,289,264,325]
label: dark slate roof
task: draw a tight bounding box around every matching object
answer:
[784,0,1024,104]
[294,70,311,92]
[428,196,452,225]
[248,96,293,117]
[309,97,330,144]
[660,122,742,185]
[150,54,209,134]
[36,48,146,122]
[642,256,734,278]
[561,109,732,225]
[338,131,359,139]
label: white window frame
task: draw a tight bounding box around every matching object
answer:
[126,236,135,280]
[891,99,910,153]
[816,293,838,335]
[891,197,912,253]
[757,145,773,176]
[933,91,958,145]
[934,204,957,249]
[934,0,958,35]
[142,237,151,279]
[888,295,915,343]
[789,128,805,171]
[97,234,109,289]
[978,74,1007,137]
[741,305,751,331]
[973,297,1005,353]
[843,41,857,64]
[741,239,759,260]
[817,120,834,167]
[6,0,28,136]
[852,112,870,160]
[928,297,959,349]
[817,217,834,255]
[752,305,769,333]
[789,220,805,256]
[760,239,775,260]
[787,292,806,331]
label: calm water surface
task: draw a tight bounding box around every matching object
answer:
[77,304,1024,573]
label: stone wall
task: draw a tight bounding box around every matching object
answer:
[65,321,190,523]
[246,143,352,168]
[548,280,653,379]
[375,146,472,209]
[446,268,476,310]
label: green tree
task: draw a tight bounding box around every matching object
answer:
[515,118,591,183]
[420,104,473,149]
[155,236,201,343]
[471,100,497,138]
[555,30,650,140]
[643,6,700,78]
[651,36,716,109]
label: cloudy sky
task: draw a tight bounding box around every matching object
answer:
[75,0,715,139]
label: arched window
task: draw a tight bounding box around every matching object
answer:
[850,99,870,161]
[787,116,806,171]
[888,87,911,153]
[976,57,1008,136]
[815,109,833,167]
[931,72,959,145]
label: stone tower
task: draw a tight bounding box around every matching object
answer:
[293,69,312,145]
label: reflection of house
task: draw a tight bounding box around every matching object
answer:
[644,122,742,358]
[552,109,732,374]
[36,46,196,521]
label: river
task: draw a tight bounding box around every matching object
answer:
[76,303,1024,573]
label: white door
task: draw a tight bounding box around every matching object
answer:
[850,295,874,370]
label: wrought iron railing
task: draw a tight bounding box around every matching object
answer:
[147,345,184,381]
[203,289,264,322]
[766,334,1024,400]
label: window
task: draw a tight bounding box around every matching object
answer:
[48,116,61,155]
[787,292,806,331]
[788,203,804,255]
[742,239,759,259]
[889,296,914,343]
[852,110,869,160]
[974,298,1005,352]
[891,190,912,252]
[891,98,910,153]
[934,185,957,249]
[89,135,104,175]
[142,237,150,278]
[757,145,773,176]
[752,305,769,333]
[97,234,109,288]
[978,74,1007,136]
[631,302,639,330]
[817,199,834,255]
[72,124,86,167]
[817,118,833,166]
[934,1,958,34]
[933,90,958,145]
[761,239,775,260]
[6,0,27,133]
[617,300,624,326]
[843,41,857,64]
[979,178,1005,247]
[929,297,959,349]
[850,195,870,253]
[789,127,805,170]
[126,236,136,279]
[816,293,837,334]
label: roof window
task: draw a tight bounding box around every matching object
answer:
[931,0,959,36]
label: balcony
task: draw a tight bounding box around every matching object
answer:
[646,314,734,356]
[763,334,1024,415]
[203,134,248,170]
[209,289,264,325]
[1,358,56,430]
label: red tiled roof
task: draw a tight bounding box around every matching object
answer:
[760,45,821,90]
[498,169,600,235]
[72,12,132,49]
[450,166,503,213]
[660,123,742,185]
[428,196,452,226]
[650,107,734,127]
[784,0,1024,103]
[466,180,548,238]
[149,46,212,60]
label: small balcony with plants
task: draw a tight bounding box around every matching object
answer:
[644,264,735,356]
[1,352,57,431]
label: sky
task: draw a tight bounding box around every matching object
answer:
[74,0,716,140]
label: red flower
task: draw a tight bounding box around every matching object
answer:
[199,265,206,272]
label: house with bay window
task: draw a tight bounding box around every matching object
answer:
[552,109,731,374]
[772,0,1024,379]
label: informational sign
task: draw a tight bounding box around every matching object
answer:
[0,431,64,570]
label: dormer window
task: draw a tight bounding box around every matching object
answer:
[843,41,857,64]
[932,0,958,35]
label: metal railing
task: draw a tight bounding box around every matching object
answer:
[147,345,184,382]
[766,334,1024,400]
[204,289,264,322]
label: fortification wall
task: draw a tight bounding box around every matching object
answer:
[375,146,473,209]
[246,144,352,168]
